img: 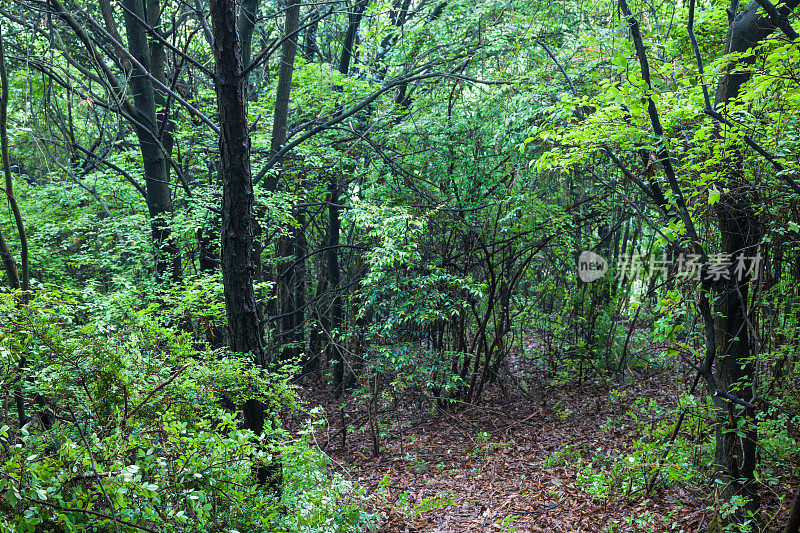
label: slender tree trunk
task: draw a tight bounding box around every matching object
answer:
[268,0,300,169]
[329,0,368,396]
[302,9,318,62]
[328,172,345,395]
[0,25,28,428]
[0,25,28,293]
[268,0,303,364]
[0,227,18,289]
[338,0,368,75]
[237,0,258,75]
[122,0,180,281]
[210,0,281,495]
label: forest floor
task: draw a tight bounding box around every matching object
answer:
[291,362,793,532]
[291,373,707,532]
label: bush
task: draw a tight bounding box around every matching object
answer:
[0,288,372,532]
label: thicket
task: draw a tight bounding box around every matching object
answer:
[0,0,798,530]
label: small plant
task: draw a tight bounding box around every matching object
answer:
[410,491,456,518]
[498,513,520,532]
[622,509,656,532]
[609,388,627,413]
[553,401,573,419]
[544,443,581,468]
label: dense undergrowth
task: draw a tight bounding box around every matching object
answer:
[0,288,373,532]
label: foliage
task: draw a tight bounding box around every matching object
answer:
[0,289,371,532]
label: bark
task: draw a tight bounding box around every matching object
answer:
[210,0,280,494]
[785,481,800,533]
[121,0,180,281]
[238,0,258,74]
[0,25,28,292]
[708,0,799,525]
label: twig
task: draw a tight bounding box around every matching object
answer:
[712,388,757,409]
[66,405,120,533]
[26,497,157,533]
[125,363,191,421]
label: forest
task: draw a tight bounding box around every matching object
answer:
[0,0,798,530]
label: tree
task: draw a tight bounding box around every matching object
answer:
[120,0,181,280]
[209,0,280,493]
[701,0,798,524]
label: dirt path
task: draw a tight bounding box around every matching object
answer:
[294,377,714,532]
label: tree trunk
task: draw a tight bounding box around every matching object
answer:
[302,10,318,62]
[121,0,180,281]
[268,0,303,365]
[784,481,800,533]
[711,191,761,525]
[209,0,281,495]
[328,172,345,395]
[329,0,368,396]
[268,0,300,168]
[707,0,799,524]
[237,0,258,75]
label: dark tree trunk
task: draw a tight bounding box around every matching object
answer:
[307,254,328,375]
[122,0,180,281]
[708,0,799,524]
[145,0,176,201]
[276,206,307,364]
[785,481,800,533]
[0,27,21,292]
[338,0,368,76]
[292,207,307,364]
[264,0,300,180]
[328,172,345,395]
[269,0,303,365]
[302,10,318,62]
[209,0,280,495]
[711,192,761,524]
[269,0,300,168]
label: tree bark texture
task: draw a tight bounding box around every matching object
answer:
[210,0,280,493]
[122,0,180,281]
[709,0,799,524]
